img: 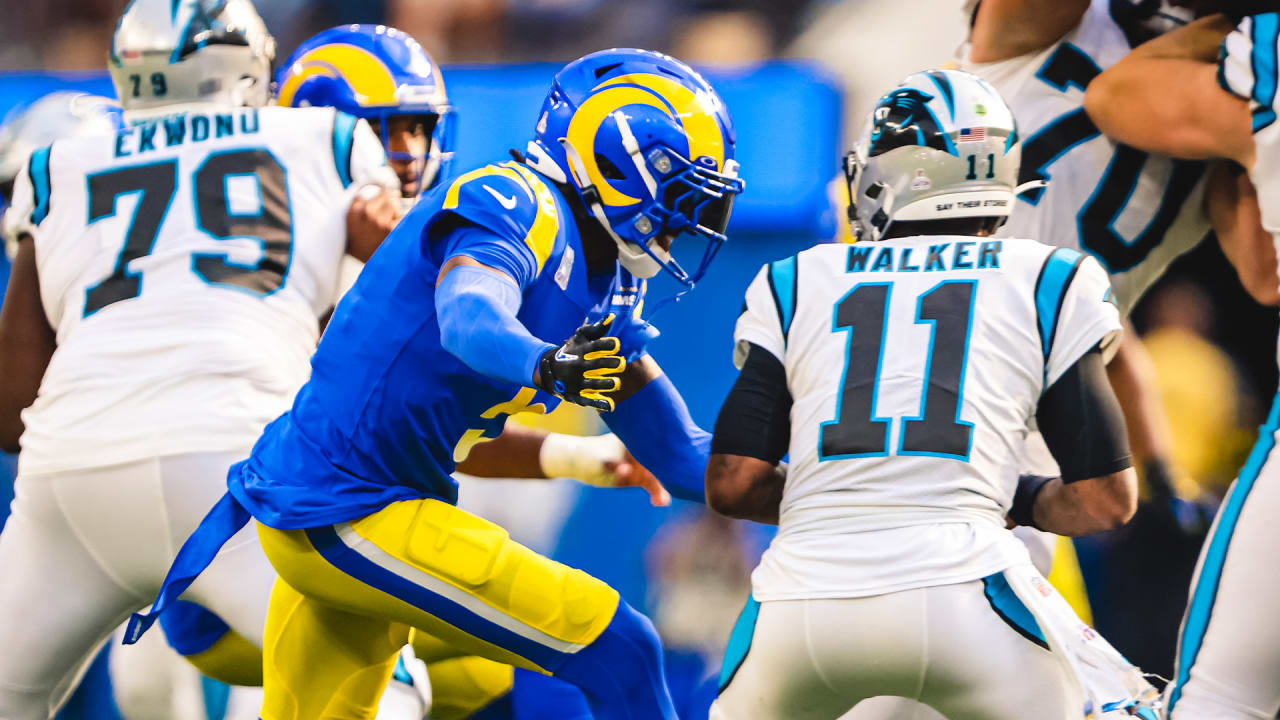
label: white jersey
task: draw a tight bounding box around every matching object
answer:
[3,104,391,473]
[959,0,1210,316]
[1220,15,1280,366]
[734,237,1121,600]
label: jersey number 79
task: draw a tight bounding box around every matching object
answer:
[84,148,293,316]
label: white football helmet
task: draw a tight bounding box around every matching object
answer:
[845,69,1022,242]
[109,0,275,112]
[0,92,120,199]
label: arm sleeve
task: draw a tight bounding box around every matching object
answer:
[435,228,554,387]
[602,370,710,503]
[732,264,787,369]
[1042,254,1123,386]
[1036,345,1133,483]
[712,343,792,464]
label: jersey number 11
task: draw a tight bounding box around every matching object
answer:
[818,281,975,462]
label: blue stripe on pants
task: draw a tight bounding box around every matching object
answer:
[1168,392,1280,712]
[718,595,760,692]
[304,525,572,672]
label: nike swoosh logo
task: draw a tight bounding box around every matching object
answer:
[555,348,579,362]
[483,185,519,210]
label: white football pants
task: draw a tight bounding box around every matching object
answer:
[1165,398,1280,720]
[710,579,1083,720]
[0,451,272,720]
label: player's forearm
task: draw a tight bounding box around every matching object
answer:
[1029,470,1138,535]
[1208,162,1280,305]
[435,265,552,388]
[603,369,708,503]
[456,424,548,478]
[1105,329,1174,467]
[706,454,784,525]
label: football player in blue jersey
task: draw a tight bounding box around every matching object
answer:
[142,26,676,720]
[131,47,744,720]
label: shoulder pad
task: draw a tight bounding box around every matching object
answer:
[437,161,562,273]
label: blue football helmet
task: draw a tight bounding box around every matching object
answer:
[523,48,744,287]
[275,24,455,195]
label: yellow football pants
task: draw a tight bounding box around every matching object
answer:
[256,498,620,720]
[171,612,513,718]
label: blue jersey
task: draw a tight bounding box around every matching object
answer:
[229,160,645,529]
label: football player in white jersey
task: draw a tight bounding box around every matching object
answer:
[706,69,1156,720]
[0,1,405,716]
[1085,11,1280,719]
[959,0,1229,522]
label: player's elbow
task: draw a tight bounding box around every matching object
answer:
[1078,467,1139,531]
[705,455,753,519]
[1082,75,1119,136]
[705,470,749,519]
[705,454,781,523]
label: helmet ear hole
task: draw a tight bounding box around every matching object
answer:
[593,62,624,79]
[595,154,627,181]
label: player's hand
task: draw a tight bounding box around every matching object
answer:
[605,450,671,507]
[536,316,626,411]
[539,433,671,506]
[346,184,404,261]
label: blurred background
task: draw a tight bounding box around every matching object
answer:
[0,0,1275,717]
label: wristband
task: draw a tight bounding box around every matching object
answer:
[1010,474,1055,529]
[538,433,626,487]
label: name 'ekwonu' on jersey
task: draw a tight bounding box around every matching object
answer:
[959,0,1210,316]
[2,104,392,474]
[734,236,1120,601]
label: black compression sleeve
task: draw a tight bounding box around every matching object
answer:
[712,343,792,464]
[1036,345,1133,483]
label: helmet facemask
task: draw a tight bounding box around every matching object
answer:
[559,109,744,288]
[369,108,456,198]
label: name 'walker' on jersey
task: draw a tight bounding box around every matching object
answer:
[960,0,1210,315]
[736,69,1123,600]
[737,241,1119,599]
[2,103,390,474]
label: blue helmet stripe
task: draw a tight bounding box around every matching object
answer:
[926,70,956,121]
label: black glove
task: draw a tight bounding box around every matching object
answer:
[537,316,626,411]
